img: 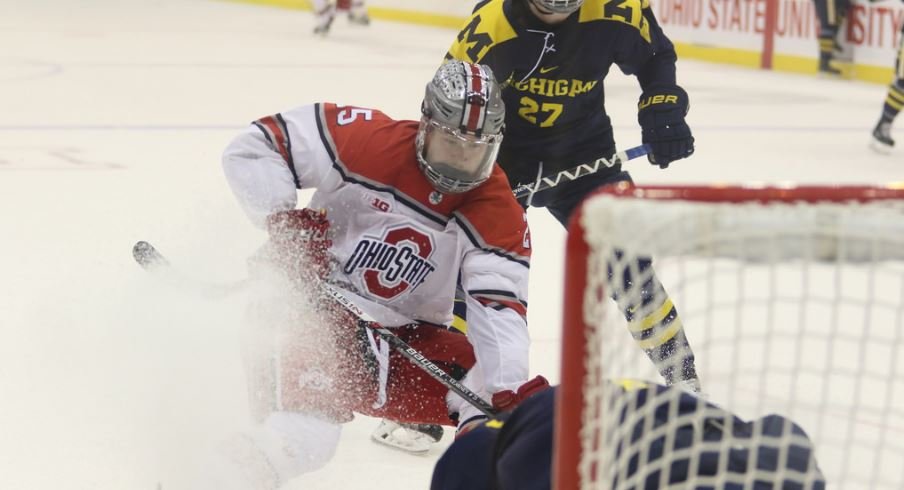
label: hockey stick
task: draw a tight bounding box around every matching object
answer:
[132,241,249,298]
[132,240,497,417]
[511,144,651,200]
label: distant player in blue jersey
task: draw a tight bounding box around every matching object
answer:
[431,382,826,490]
[812,0,850,76]
[870,3,903,153]
[444,0,701,394]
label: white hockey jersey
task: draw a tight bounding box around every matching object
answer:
[222,103,532,394]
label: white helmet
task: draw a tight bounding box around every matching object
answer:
[416,60,505,194]
[530,0,584,14]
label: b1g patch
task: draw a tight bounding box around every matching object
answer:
[342,225,438,300]
[364,192,394,212]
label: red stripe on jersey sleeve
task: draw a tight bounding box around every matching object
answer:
[474,296,528,319]
[257,115,292,164]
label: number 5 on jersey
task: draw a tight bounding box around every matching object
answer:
[337,107,374,125]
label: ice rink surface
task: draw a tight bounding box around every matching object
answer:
[0,0,901,489]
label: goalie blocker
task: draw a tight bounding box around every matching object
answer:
[431,382,826,490]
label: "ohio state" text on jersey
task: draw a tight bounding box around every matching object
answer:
[342,226,437,299]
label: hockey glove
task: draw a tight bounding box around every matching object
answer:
[266,208,334,281]
[637,85,695,168]
[491,375,551,412]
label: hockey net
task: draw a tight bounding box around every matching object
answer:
[553,183,904,490]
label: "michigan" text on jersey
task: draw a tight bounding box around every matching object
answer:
[509,78,598,98]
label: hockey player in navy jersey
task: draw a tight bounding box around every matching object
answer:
[441,0,701,407]
[812,0,850,76]
[431,382,826,490]
[870,4,903,153]
[446,0,695,207]
[212,60,549,488]
[380,0,704,457]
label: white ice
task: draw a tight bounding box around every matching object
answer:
[0,0,901,489]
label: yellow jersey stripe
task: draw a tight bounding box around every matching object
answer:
[627,298,674,332]
[580,0,651,43]
[446,0,517,64]
[634,319,683,349]
[451,314,468,334]
[888,86,904,103]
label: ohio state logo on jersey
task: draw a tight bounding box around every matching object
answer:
[342,226,437,300]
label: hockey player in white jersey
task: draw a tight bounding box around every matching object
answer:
[310,0,369,35]
[214,60,548,488]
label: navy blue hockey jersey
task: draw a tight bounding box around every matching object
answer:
[446,0,678,186]
[431,383,826,490]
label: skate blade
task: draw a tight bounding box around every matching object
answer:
[870,138,894,155]
[370,420,435,454]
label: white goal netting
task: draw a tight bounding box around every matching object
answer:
[554,185,904,490]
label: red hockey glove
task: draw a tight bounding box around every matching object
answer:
[265,208,334,281]
[491,375,551,412]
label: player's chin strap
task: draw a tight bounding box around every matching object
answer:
[132,240,498,418]
[512,144,651,200]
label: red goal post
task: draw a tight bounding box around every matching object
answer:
[553,183,904,490]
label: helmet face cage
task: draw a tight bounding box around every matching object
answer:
[417,61,505,194]
[529,0,584,14]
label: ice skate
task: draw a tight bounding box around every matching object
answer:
[371,419,444,454]
[313,5,335,36]
[818,53,842,77]
[347,8,370,25]
[871,119,895,154]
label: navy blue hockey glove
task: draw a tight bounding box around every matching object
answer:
[638,85,694,168]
